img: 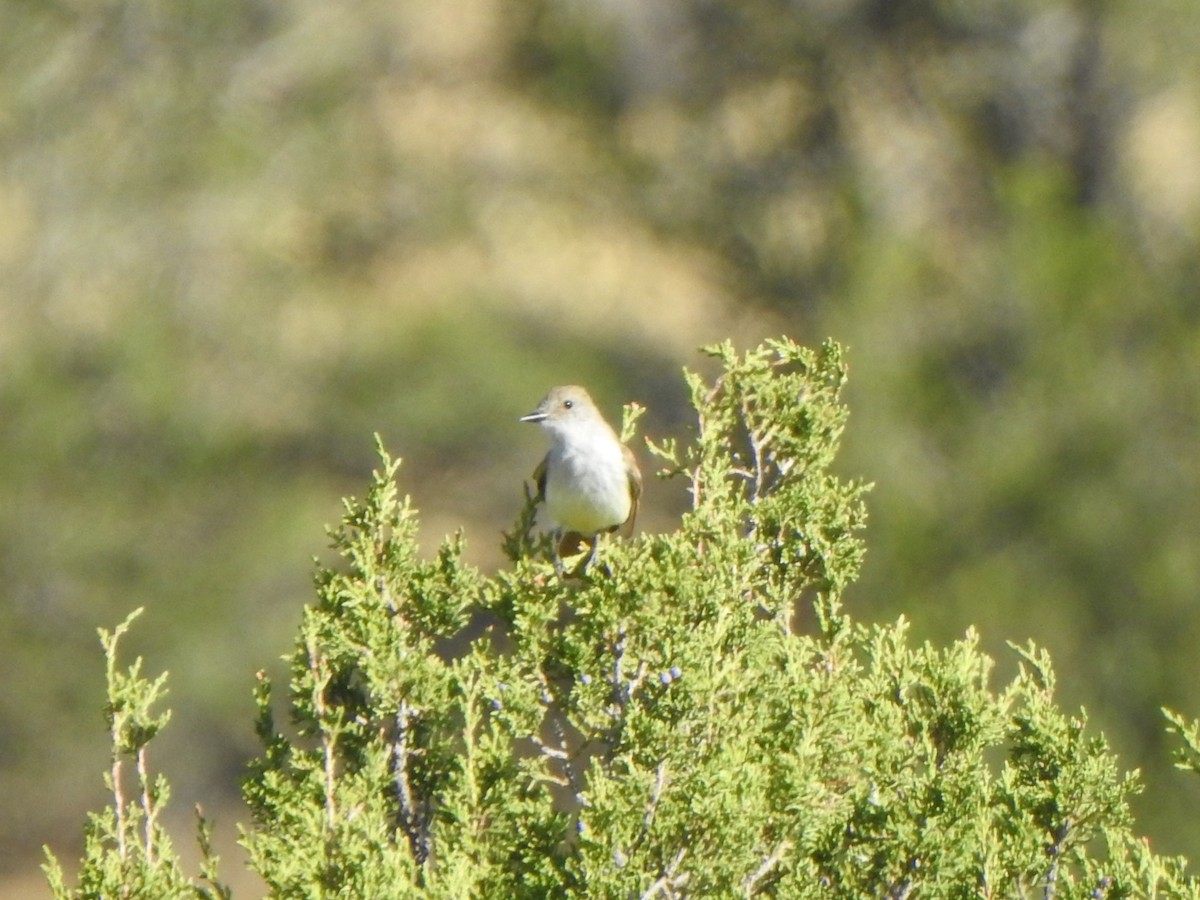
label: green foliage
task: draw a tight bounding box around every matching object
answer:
[235,338,1196,896]
[50,339,1200,896]
[1165,710,1200,780]
[43,609,230,900]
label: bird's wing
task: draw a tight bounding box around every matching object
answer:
[532,453,549,503]
[621,442,642,535]
[533,453,584,553]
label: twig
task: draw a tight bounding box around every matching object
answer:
[685,372,731,513]
[610,627,628,708]
[377,575,396,614]
[305,635,339,830]
[643,762,667,835]
[535,673,586,802]
[389,700,432,865]
[626,760,669,859]
[111,748,127,861]
[741,399,767,505]
[137,745,157,864]
[741,840,792,895]
[1044,818,1072,900]
[529,736,570,760]
[641,847,688,899]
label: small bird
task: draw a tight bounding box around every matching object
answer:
[520,385,642,575]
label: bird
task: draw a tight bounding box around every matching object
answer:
[520,385,642,575]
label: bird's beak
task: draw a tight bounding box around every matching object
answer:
[519,411,548,423]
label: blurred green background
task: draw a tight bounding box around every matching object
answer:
[4,0,1200,894]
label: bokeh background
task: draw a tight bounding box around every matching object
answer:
[4,0,1200,894]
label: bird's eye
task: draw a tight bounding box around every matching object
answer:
[563,400,574,409]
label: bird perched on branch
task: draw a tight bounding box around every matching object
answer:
[520,385,642,575]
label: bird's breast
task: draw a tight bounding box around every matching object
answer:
[544,440,632,535]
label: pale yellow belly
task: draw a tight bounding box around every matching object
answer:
[545,467,631,534]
